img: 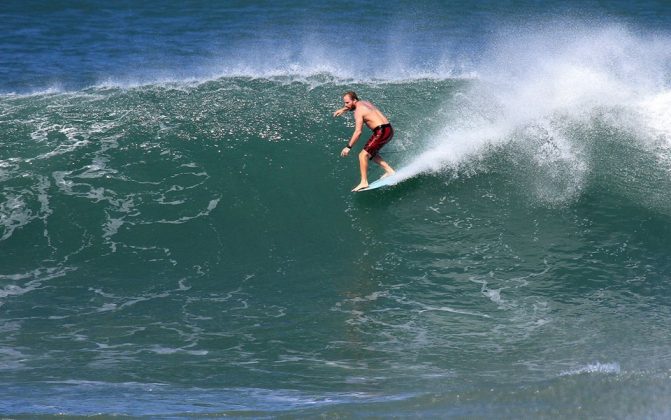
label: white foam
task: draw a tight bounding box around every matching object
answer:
[393,23,671,197]
[0,195,31,241]
[560,362,621,376]
[639,90,671,142]
[0,266,75,305]
[418,304,491,319]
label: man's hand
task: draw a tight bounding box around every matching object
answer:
[340,147,350,157]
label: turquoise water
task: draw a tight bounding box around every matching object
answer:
[2,1,671,417]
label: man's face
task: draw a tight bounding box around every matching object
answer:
[343,95,356,110]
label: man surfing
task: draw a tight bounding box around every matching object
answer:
[333,91,395,191]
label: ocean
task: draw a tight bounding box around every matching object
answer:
[2,0,671,417]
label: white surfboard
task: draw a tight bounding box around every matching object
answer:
[355,174,399,192]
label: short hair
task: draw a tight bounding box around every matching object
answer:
[343,91,359,101]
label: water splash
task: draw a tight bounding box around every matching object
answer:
[393,23,671,206]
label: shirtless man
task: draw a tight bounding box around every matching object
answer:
[333,91,395,191]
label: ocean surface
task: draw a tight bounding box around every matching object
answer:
[2,0,671,417]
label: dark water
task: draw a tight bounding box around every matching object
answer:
[2,1,671,417]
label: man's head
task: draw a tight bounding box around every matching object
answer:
[343,91,359,110]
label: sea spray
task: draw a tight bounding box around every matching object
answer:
[393,23,671,207]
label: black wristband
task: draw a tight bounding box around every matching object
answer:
[345,144,352,149]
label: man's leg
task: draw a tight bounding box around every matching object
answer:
[373,155,395,177]
[352,150,371,191]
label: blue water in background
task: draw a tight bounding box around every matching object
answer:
[2,1,671,417]
[3,0,671,93]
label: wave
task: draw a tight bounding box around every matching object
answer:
[2,22,671,236]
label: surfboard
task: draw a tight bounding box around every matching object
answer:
[356,175,398,192]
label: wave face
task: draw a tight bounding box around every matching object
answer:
[2,1,671,417]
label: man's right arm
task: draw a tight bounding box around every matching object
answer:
[333,107,349,117]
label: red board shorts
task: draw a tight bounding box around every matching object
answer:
[363,123,394,159]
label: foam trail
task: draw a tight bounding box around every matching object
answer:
[392,23,671,185]
[394,125,504,180]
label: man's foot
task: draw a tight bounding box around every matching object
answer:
[352,182,369,192]
[380,169,396,179]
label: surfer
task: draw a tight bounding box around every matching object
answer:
[333,91,395,191]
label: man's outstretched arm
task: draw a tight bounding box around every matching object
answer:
[333,106,349,117]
